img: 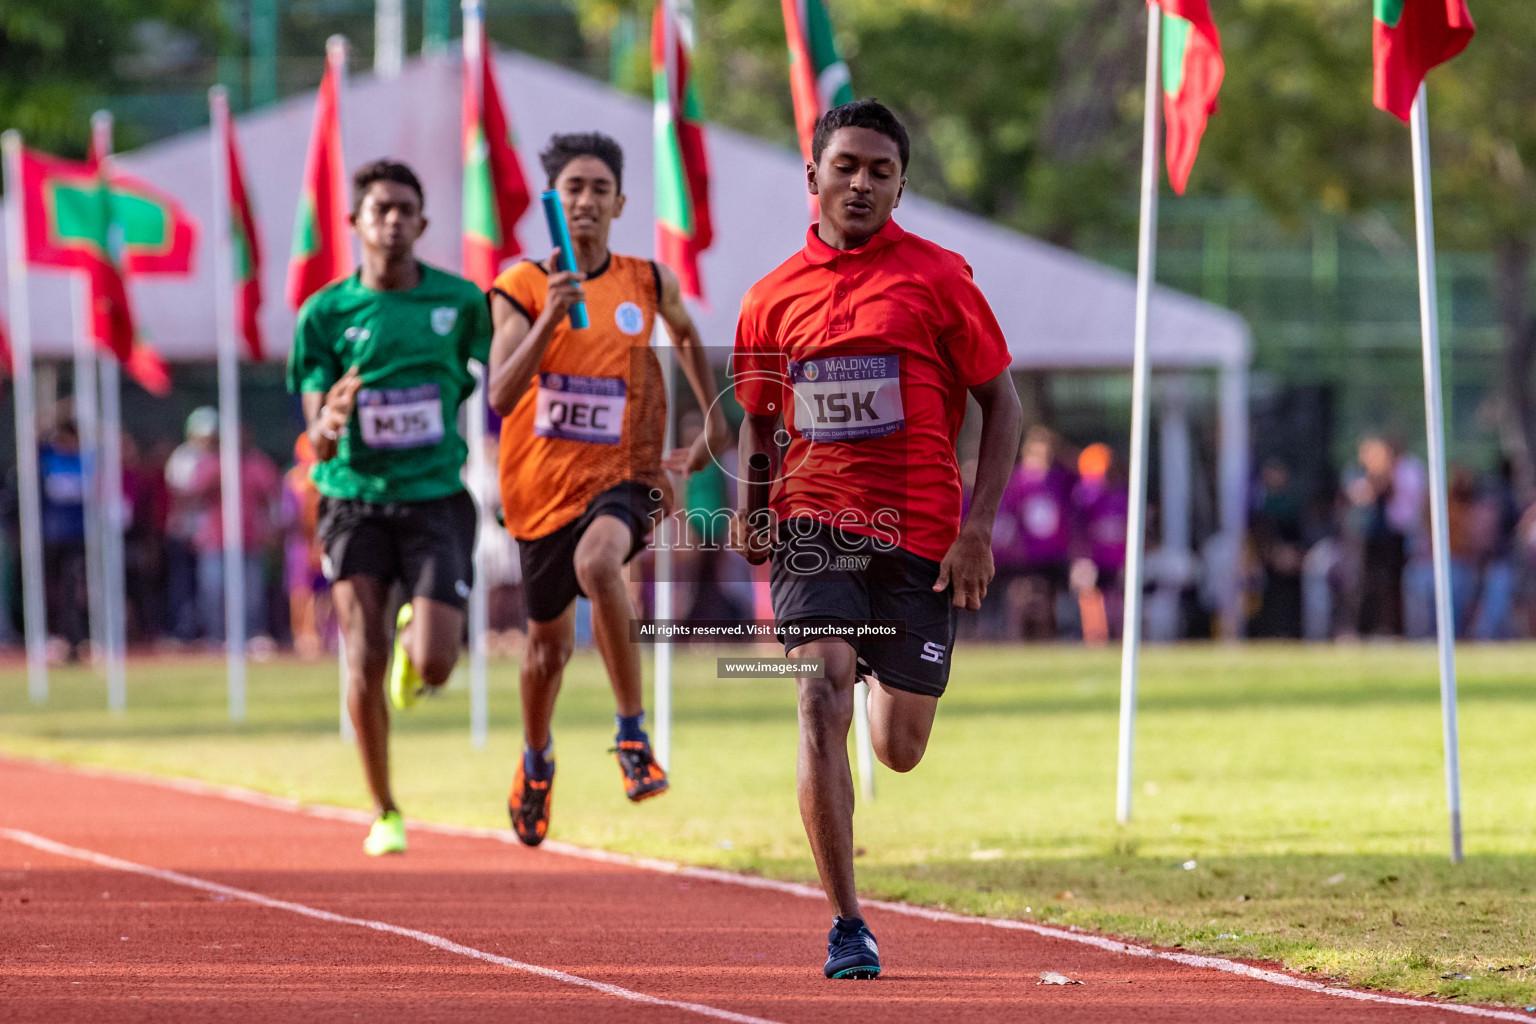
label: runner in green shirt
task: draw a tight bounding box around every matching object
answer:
[287,160,492,857]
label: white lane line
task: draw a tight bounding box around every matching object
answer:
[7,758,1528,1022]
[0,827,783,1024]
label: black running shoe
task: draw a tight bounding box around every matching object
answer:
[508,760,553,847]
[824,917,881,979]
[614,739,669,802]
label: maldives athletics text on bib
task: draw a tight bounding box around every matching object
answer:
[788,353,905,443]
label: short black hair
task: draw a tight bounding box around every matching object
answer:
[351,159,424,214]
[540,132,625,193]
[811,99,910,173]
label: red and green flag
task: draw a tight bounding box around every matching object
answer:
[218,98,265,359]
[1372,0,1474,122]
[95,145,196,395]
[124,341,172,396]
[462,22,532,290]
[18,143,193,385]
[653,0,713,303]
[781,0,854,165]
[1158,0,1223,195]
[0,308,12,377]
[19,147,139,360]
[287,51,352,309]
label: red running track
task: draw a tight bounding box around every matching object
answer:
[0,756,1525,1023]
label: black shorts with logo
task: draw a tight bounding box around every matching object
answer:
[517,480,661,623]
[317,489,477,611]
[768,520,958,698]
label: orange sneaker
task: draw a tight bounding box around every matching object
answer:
[508,760,553,847]
[614,740,669,802]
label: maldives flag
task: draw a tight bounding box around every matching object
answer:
[1158,0,1223,195]
[287,51,352,309]
[781,0,853,164]
[218,95,265,359]
[19,147,138,360]
[1373,0,1474,122]
[653,0,713,302]
[462,23,532,290]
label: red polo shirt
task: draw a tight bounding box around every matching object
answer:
[733,218,1011,562]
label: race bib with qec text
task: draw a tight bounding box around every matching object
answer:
[357,383,445,450]
[534,373,626,445]
[789,353,904,443]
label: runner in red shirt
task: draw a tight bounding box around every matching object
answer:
[730,100,1022,980]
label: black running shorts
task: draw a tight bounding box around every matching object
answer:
[317,489,477,611]
[517,480,661,623]
[768,519,958,698]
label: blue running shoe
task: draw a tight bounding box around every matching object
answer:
[824,917,881,979]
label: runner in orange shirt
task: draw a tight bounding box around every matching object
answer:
[488,132,729,846]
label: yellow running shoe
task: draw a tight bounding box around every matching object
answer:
[363,810,406,856]
[388,601,421,711]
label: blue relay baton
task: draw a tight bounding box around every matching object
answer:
[540,189,589,330]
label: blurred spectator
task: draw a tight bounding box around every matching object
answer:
[1346,436,1423,637]
[1469,458,1521,640]
[164,407,218,641]
[1249,459,1304,638]
[121,433,170,645]
[1072,443,1128,639]
[995,427,1075,640]
[190,426,281,645]
[39,419,87,661]
[282,434,330,658]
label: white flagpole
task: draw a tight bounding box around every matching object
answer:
[653,5,679,773]
[374,0,405,80]
[327,34,353,740]
[652,325,675,772]
[1116,3,1162,825]
[91,111,127,715]
[1409,83,1463,864]
[1,132,51,701]
[853,680,875,801]
[69,277,107,678]
[466,366,490,751]
[462,0,490,752]
[210,86,248,722]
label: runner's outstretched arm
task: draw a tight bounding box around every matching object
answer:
[655,262,732,472]
[933,369,1022,610]
[486,253,584,416]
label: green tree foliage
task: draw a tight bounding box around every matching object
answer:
[0,0,217,157]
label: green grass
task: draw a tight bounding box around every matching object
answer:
[3,643,1535,1006]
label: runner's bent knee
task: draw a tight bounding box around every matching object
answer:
[524,632,573,682]
[573,549,624,597]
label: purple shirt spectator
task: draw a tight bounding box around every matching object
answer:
[996,464,1075,570]
[1074,477,1129,574]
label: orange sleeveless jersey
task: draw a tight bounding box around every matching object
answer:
[492,254,671,540]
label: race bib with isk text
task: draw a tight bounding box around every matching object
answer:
[534,373,627,445]
[357,384,445,450]
[789,354,905,443]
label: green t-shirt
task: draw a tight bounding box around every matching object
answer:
[286,263,493,504]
